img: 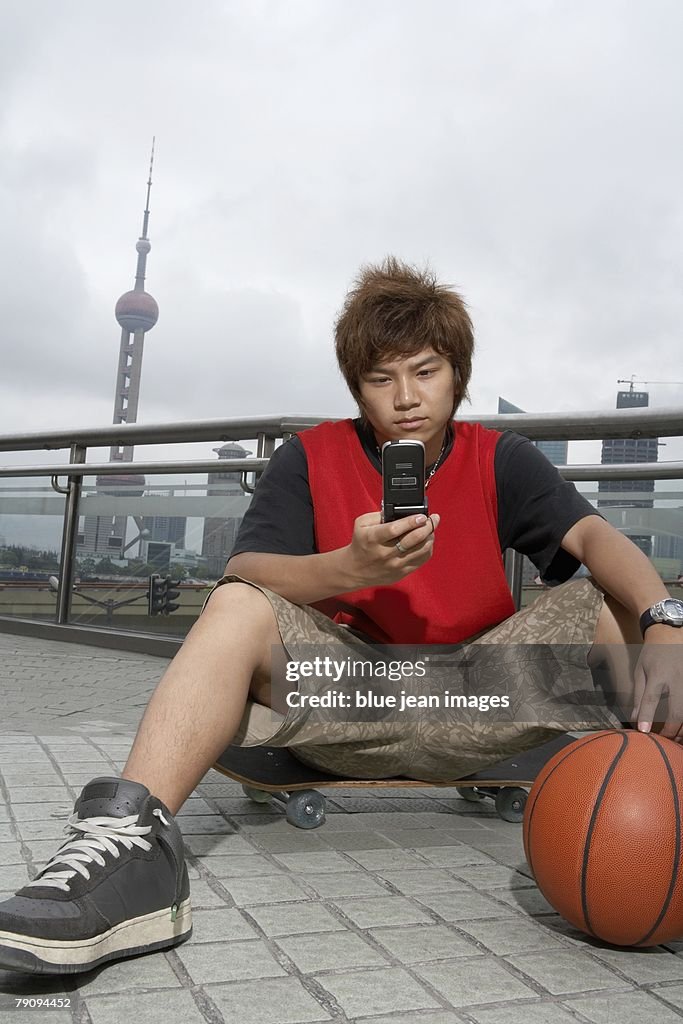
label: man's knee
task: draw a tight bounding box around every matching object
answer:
[202,581,276,632]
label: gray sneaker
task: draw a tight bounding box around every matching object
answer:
[0,777,191,974]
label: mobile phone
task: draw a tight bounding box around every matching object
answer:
[381,440,428,522]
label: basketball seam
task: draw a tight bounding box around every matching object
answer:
[580,732,628,939]
[633,735,681,947]
[525,731,616,892]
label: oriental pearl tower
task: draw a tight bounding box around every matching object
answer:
[80,142,158,556]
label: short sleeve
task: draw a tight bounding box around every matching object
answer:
[230,437,316,557]
[495,431,603,585]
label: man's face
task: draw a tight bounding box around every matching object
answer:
[357,347,456,462]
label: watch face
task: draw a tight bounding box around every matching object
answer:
[661,599,683,626]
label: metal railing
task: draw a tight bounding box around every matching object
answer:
[1,408,682,648]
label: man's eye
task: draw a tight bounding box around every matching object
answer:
[370,377,390,384]
[418,369,435,377]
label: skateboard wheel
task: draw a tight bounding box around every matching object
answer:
[242,785,273,804]
[286,790,326,829]
[494,787,528,823]
[457,787,484,803]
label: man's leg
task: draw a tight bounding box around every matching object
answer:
[122,581,285,814]
[0,581,286,974]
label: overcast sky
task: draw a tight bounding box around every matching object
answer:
[1,0,682,479]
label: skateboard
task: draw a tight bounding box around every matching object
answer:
[213,733,576,828]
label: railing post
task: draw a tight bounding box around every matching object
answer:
[56,444,86,624]
[504,548,525,611]
[256,432,276,459]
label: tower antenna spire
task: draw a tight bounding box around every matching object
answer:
[141,136,155,241]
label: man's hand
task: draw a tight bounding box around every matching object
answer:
[631,627,683,740]
[344,511,441,589]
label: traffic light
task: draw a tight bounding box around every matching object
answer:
[148,574,166,616]
[164,579,181,614]
[148,574,181,616]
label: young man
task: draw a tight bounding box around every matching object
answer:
[0,258,681,974]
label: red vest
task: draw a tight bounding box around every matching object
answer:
[298,419,515,644]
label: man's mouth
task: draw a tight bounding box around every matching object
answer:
[396,417,426,428]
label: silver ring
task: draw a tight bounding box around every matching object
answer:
[395,540,407,554]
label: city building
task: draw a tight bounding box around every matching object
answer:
[598,387,658,557]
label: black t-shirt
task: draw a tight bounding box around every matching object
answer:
[231,421,600,585]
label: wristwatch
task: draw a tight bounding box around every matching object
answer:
[639,598,683,636]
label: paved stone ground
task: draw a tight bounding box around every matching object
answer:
[2,633,683,1024]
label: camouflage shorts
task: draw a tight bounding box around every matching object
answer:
[202,575,622,781]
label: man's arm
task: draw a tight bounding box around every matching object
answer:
[227,512,440,605]
[560,514,669,617]
[226,549,358,605]
[562,514,683,735]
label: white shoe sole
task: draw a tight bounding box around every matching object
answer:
[0,898,192,974]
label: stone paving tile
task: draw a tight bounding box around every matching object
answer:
[317,812,426,831]
[0,842,25,866]
[494,886,556,916]
[418,956,541,1006]
[246,902,347,937]
[374,830,465,847]
[15,821,71,842]
[219,875,311,907]
[186,880,229,908]
[207,976,333,1022]
[468,1004,581,1024]
[457,916,571,955]
[190,907,260,943]
[83,990,208,1024]
[248,830,333,853]
[451,863,534,889]
[317,831,398,852]
[589,945,683,984]
[507,949,633,995]
[303,873,388,899]
[316,965,441,1017]
[654,984,683,1011]
[183,832,258,856]
[200,854,284,878]
[6,787,71,803]
[374,869,469,896]
[564,989,683,1023]
[272,851,360,874]
[0,772,61,785]
[415,891,516,922]
[275,930,389,973]
[9,798,72,823]
[353,1013,464,1024]
[0,862,31,888]
[0,1013,72,1024]
[345,849,432,871]
[415,846,495,868]
[22,839,69,864]
[73,950,182,995]
[331,896,434,929]
[368,924,483,964]
[176,797,214,816]
[177,937,286,984]
[169,814,234,835]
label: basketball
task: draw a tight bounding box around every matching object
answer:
[523,729,683,947]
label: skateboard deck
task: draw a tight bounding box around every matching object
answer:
[213,733,577,826]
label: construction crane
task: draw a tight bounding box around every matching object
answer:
[617,376,683,393]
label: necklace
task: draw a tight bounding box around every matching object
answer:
[376,432,448,489]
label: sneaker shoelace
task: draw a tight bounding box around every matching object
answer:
[24,808,170,893]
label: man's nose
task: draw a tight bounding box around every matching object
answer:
[394,379,419,408]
